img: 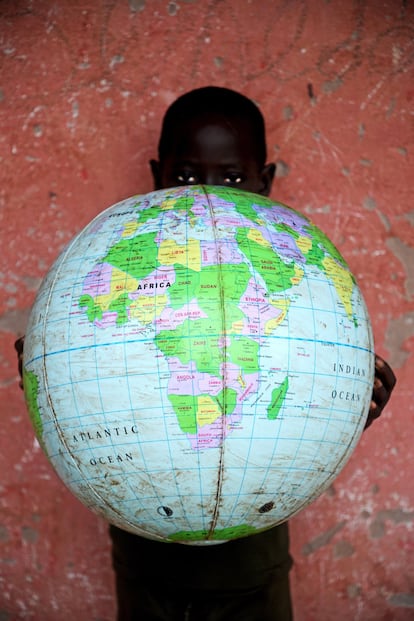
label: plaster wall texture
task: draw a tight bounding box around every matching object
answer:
[0,1,413,620]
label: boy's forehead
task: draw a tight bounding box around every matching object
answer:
[175,112,251,137]
[165,113,258,159]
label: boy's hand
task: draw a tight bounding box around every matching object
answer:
[14,335,25,390]
[364,355,396,429]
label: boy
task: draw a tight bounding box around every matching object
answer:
[108,87,396,621]
[15,86,396,620]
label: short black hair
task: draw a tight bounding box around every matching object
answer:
[157,86,267,165]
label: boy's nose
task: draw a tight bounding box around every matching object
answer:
[204,172,221,185]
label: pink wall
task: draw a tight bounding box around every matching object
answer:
[1,1,413,619]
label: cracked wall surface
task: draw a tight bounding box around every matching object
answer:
[1,1,413,620]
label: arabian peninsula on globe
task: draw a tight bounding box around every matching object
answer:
[23,186,375,544]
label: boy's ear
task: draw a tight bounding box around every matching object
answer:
[260,163,276,196]
[150,159,162,190]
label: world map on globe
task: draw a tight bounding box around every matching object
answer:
[23,186,375,544]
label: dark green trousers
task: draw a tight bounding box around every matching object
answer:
[110,523,293,621]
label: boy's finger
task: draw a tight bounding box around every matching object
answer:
[374,355,396,391]
[14,335,25,354]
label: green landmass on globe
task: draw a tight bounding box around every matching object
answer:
[22,368,47,454]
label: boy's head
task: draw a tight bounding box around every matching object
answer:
[150,86,275,196]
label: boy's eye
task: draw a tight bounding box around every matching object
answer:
[176,172,197,184]
[224,173,245,185]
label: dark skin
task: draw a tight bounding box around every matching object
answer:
[16,114,396,426]
[149,113,396,429]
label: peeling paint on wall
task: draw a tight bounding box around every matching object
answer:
[384,311,414,369]
[386,237,414,299]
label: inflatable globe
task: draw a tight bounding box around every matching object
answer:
[23,186,374,544]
